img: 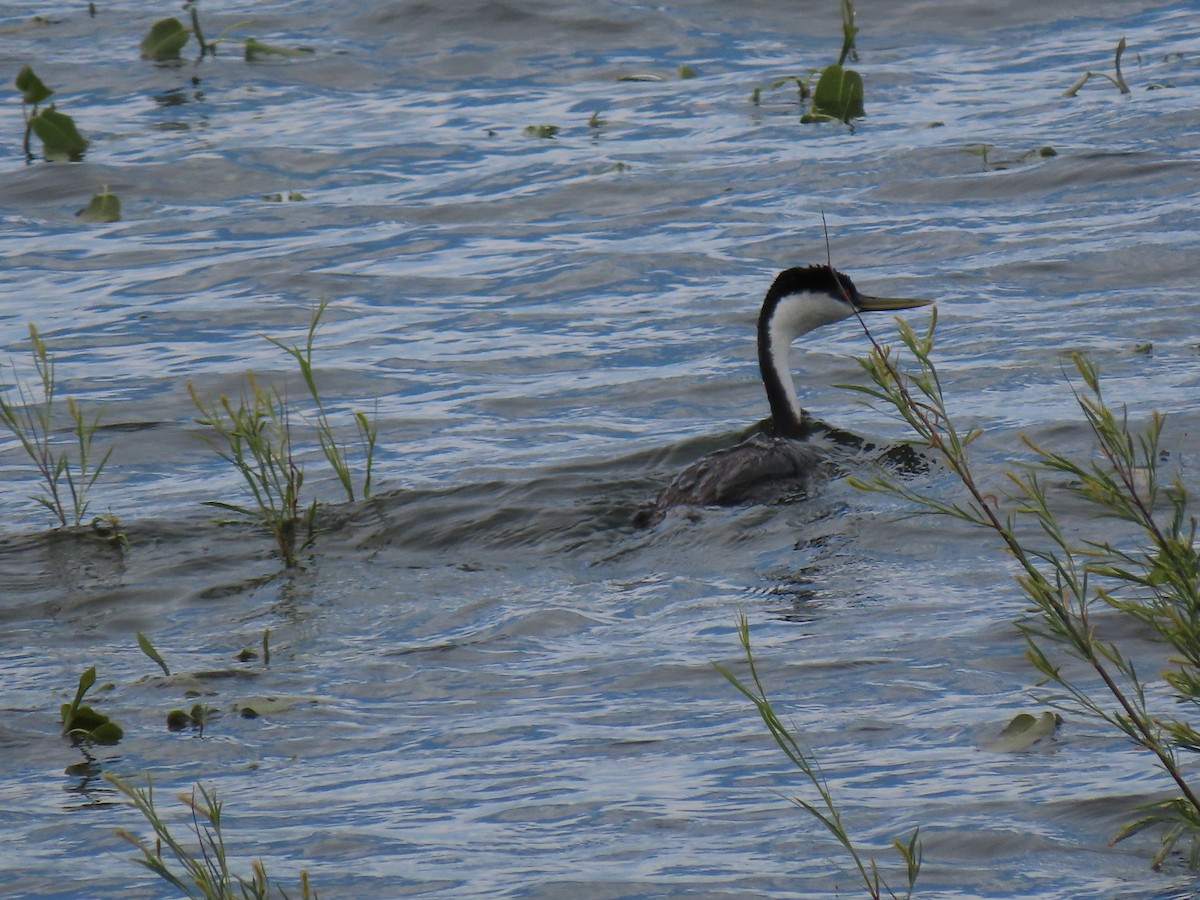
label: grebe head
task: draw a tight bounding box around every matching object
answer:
[758,265,931,436]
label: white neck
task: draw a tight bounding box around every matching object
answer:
[761,290,856,433]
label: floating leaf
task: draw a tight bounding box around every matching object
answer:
[523,124,559,138]
[29,106,88,160]
[68,705,111,732]
[76,189,121,223]
[810,63,864,122]
[136,631,170,675]
[140,17,191,60]
[244,38,314,61]
[15,64,53,105]
[166,709,193,730]
[678,64,697,79]
[986,711,1062,752]
[89,721,124,744]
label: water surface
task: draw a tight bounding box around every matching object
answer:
[1,1,1199,897]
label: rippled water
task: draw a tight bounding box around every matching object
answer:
[2,1,1200,897]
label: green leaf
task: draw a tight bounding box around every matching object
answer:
[166,708,194,730]
[89,721,124,744]
[140,17,191,60]
[136,631,170,676]
[810,63,865,123]
[985,710,1062,751]
[68,704,110,732]
[75,190,121,223]
[15,64,53,105]
[62,665,97,731]
[244,38,314,61]
[29,107,88,160]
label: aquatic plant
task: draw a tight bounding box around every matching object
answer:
[61,666,123,745]
[106,774,317,899]
[0,324,113,528]
[141,4,313,63]
[14,65,88,161]
[837,0,859,66]
[76,186,121,222]
[191,302,376,565]
[804,63,865,124]
[750,0,864,123]
[847,310,1200,868]
[1065,36,1132,96]
[140,17,194,61]
[189,375,311,568]
[137,631,172,677]
[717,614,921,899]
[263,300,376,504]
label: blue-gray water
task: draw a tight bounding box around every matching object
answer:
[2,1,1200,897]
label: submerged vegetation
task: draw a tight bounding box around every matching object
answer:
[0,324,112,528]
[107,775,317,900]
[0,300,371,566]
[141,2,313,62]
[264,301,377,505]
[190,301,376,567]
[190,375,311,568]
[14,65,88,161]
[75,187,122,222]
[1065,36,1132,96]
[61,666,123,746]
[718,615,921,899]
[725,309,1200,881]
[844,311,1200,867]
[751,0,864,123]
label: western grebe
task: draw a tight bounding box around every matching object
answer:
[636,265,932,525]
